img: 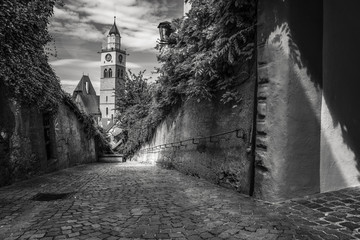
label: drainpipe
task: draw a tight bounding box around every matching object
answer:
[249,0,259,197]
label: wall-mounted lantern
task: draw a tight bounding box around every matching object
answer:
[157,21,173,44]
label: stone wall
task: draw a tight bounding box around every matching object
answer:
[134,74,255,195]
[0,98,48,185]
[254,0,323,201]
[0,88,98,187]
[52,103,97,171]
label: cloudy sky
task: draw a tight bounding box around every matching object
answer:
[48,0,184,93]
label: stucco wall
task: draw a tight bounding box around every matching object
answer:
[134,76,255,195]
[255,0,323,201]
[320,1,360,192]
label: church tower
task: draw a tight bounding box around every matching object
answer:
[100,17,126,127]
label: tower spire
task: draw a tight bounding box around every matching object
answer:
[109,17,120,36]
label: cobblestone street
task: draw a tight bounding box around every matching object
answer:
[0,162,359,240]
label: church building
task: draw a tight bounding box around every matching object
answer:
[72,18,126,129]
[72,74,101,123]
[99,18,127,128]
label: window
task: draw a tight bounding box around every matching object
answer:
[106,96,108,102]
[121,69,124,77]
[117,69,120,77]
[104,69,107,78]
[85,82,89,94]
[106,107,108,115]
[109,68,112,77]
[111,114,113,120]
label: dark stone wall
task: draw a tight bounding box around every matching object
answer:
[135,72,255,195]
[0,82,16,185]
[0,97,47,186]
[255,0,323,201]
[0,88,98,187]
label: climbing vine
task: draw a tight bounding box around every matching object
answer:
[0,0,63,114]
[116,70,162,159]
[62,93,112,154]
[155,0,256,110]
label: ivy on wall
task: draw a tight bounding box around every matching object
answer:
[62,93,112,154]
[0,0,63,114]
[116,70,161,159]
[155,0,256,109]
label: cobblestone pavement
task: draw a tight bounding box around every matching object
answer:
[0,162,360,240]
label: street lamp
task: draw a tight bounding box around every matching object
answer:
[157,21,172,44]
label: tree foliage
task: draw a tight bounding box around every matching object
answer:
[155,0,256,108]
[116,70,163,159]
[0,0,62,113]
[116,0,256,158]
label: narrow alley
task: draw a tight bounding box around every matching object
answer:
[0,162,359,240]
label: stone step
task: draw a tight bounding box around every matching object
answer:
[99,154,124,163]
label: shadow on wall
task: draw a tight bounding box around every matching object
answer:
[258,0,360,198]
[285,0,360,182]
[322,1,360,182]
[261,0,323,88]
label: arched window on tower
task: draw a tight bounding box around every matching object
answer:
[104,69,107,78]
[109,68,112,77]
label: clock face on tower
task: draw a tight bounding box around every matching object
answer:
[105,54,112,62]
[118,55,123,63]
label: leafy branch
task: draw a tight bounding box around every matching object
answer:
[0,0,62,114]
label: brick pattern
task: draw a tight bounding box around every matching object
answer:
[255,61,270,172]
[254,5,271,173]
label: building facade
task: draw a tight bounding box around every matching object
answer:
[100,19,127,128]
[72,75,101,123]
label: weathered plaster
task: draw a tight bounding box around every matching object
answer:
[255,0,322,201]
[320,1,360,192]
[321,99,359,191]
[135,73,255,195]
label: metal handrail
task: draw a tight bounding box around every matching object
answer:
[139,128,246,153]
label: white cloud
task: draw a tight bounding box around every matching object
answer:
[50,59,141,69]
[50,59,99,67]
[50,0,170,51]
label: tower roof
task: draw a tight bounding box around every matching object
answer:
[73,75,97,96]
[109,21,120,36]
[72,75,101,116]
